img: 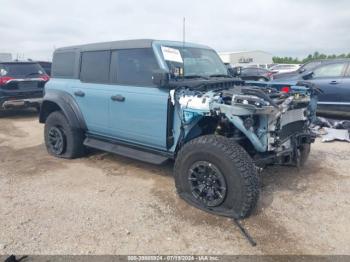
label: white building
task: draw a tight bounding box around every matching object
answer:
[219,50,273,68]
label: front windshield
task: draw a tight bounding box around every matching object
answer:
[161,46,228,78]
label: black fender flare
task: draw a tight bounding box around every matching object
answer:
[39,89,87,130]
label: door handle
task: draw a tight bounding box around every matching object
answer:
[329,81,338,85]
[111,94,125,102]
[74,90,85,97]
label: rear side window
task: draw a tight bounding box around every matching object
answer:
[346,63,350,77]
[313,63,345,78]
[242,68,256,74]
[80,51,111,83]
[52,52,76,78]
[110,48,159,86]
[258,68,267,74]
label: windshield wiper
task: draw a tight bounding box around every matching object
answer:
[183,75,209,80]
[209,74,232,78]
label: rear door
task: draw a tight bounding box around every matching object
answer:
[108,48,169,149]
[71,51,111,135]
[309,62,348,114]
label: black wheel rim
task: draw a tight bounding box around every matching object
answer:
[48,126,65,155]
[188,161,227,207]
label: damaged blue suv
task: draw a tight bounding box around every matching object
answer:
[40,40,317,218]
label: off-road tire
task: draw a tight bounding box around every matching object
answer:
[44,111,86,159]
[174,135,260,219]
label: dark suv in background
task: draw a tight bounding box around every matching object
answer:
[239,67,273,81]
[0,61,49,111]
[37,61,52,76]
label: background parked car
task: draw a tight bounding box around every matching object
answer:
[273,59,338,80]
[37,61,52,76]
[269,64,301,74]
[267,59,350,118]
[0,61,49,111]
[239,67,274,81]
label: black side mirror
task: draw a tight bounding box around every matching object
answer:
[227,66,241,77]
[227,67,235,77]
[152,69,169,88]
[302,71,314,80]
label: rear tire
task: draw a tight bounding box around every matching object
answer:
[174,135,260,219]
[44,111,86,159]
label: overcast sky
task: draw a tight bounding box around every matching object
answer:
[0,0,349,61]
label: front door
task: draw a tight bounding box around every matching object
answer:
[308,62,346,105]
[108,48,169,150]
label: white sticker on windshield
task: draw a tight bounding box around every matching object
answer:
[161,46,183,63]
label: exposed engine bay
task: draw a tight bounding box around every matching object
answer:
[170,79,317,166]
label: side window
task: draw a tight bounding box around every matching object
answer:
[313,63,345,78]
[110,48,159,86]
[242,68,254,75]
[52,52,76,78]
[346,63,350,77]
[80,51,110,83]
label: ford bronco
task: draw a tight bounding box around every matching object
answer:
[39,40,317,218]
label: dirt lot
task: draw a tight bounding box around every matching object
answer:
[0,109,349,255]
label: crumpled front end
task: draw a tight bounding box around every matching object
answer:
[173,83,317,166]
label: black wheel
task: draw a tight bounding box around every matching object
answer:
[174,135,260,219]
[44,111,86,159]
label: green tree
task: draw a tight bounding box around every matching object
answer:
[273,51,349,64]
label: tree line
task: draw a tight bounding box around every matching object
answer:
[272,52,350,64]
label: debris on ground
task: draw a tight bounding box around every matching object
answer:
[312,117,350,142]
[321,128,350,142]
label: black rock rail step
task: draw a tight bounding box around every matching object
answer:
[84,136,169,165]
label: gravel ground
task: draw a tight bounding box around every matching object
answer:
[0,109,349,255]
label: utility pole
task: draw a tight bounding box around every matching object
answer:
[182,17,186,45]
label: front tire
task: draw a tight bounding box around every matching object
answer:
[44,111,86,159]
[174,135,260,219]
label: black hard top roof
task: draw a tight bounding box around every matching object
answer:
[55,39,154,53]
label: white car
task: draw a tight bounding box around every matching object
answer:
[269,64,301,74]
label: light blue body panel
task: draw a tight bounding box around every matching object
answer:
[45,40,211,152]
[46,79,170,150]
